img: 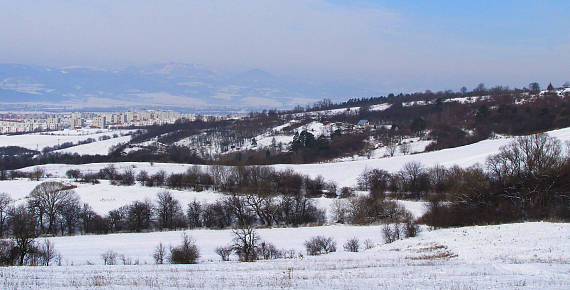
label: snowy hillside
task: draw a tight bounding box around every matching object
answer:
[0,222,567,288]
[21,126,570,188]
[0,128,133,152]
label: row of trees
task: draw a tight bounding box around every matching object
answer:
[419,134,569,227]
[66,165,339,198]
[0,184,327,240]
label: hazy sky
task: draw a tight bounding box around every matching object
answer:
[1,0,568,92]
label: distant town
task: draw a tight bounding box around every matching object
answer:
[0,110,194,134]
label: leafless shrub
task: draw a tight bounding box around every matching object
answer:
[215,245,233,261]
[339,187,354,198]
[38,239,57,266]
[153,242,166,264]
[363,239,375,250]
[101,249,118,265]
[343,237,360,252]
[304,236,336,256]
[169,233,199,264]
[0,240,17,265]
[399,143,411,155]
[383,223,401,244]
[257,241,282,260]
[403,219,420,238]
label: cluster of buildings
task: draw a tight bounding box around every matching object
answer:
[0,110,190,134]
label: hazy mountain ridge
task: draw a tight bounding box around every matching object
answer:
[0,63,379,112]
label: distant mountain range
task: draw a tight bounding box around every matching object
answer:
[0,63,380,112]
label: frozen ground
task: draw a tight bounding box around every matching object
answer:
[54,135,132,155]
[0,222,567,289]
[0,128,133,151]
[0,179,226,215]
[21,126,570,188]
[0,179,393,223]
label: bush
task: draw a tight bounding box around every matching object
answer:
[257,241,282,260]
[363,239,375,250]
[65,169,82,181]
[215,245,233,261]
[169,234,199,264]
[153,242,166,264]
[403,219,420,238]
[383,224,401,244]
[0,240,17,266]
[101,249,118,265]
[80,173,100,184]
[119,169,136,186]
[304,236,336,256]
[339,187,354,198]
[343,237,360,252]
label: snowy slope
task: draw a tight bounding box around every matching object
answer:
[0,129,133,151]
[54,135,132,155]
[0,179,226,215]
[22,126,570,188]
[0,222,567,288]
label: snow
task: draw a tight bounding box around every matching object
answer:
[19,126,570,189]
[369,103,392,111]
[291,103,390,117]
[334,136,433,162]
[293,121,337,136]
[0,178,225,215]
[55,135,132,155]
[0,129,133,151]
[394,200,428,219]
[0,222,567,288]
[443,95,491,104]
[273,126,570,187]
[1,126,569,288]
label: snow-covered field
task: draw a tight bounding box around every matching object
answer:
[0,222,568,288]
[0,128,133,151]
[0,178,390,223]
[0,179,227,215]
[54,135,132,155]
[1,127,569,288]
[22,126,570,188]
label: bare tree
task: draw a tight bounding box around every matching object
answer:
[156,191,184,230]
[28,181,79,235]
[10,206,38,265]
[127,200,153,232]
[58,194,81,235]
[38,239,57,266]
[386,142,398,157]
[0,193,12,237]
[186,200,202,229]
[153,242,166,264]
[486,133,564,217]
[399,143,411,155]
[29,167,45,181]
[245,195,277,226]
[232,225,259,262]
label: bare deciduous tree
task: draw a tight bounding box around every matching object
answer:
[153,242,166,264]
[10,206,38,265]
[28,181,79,235]
[156,191,184,230]
[232,225,259,262]
[0,193,12,237]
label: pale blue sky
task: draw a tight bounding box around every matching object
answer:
[1,0,568,92]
